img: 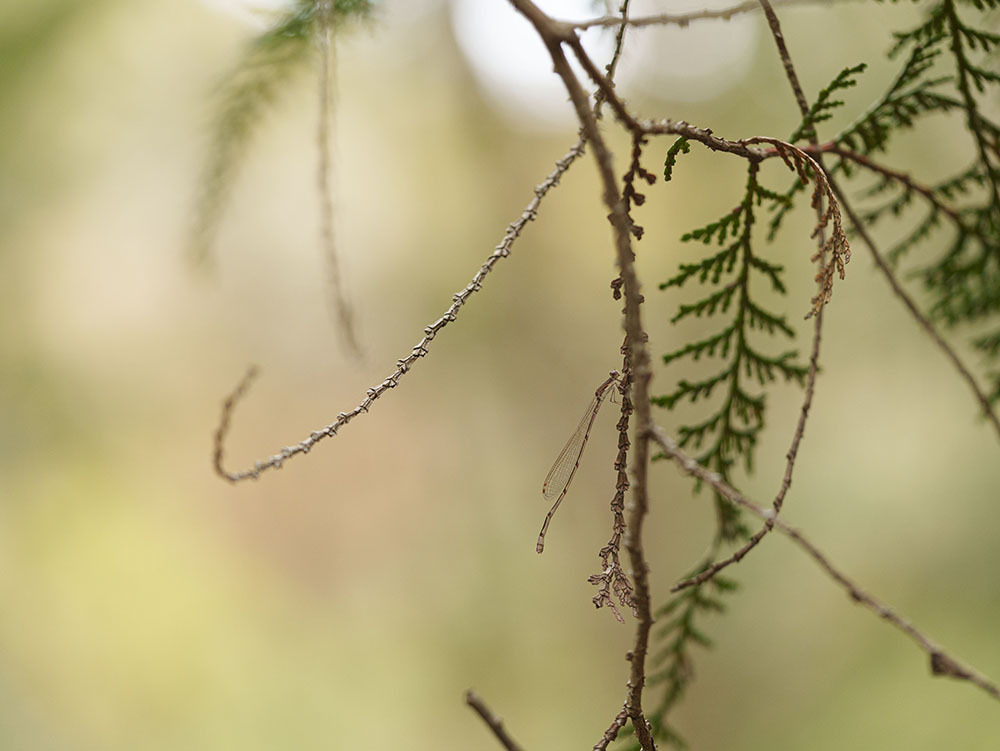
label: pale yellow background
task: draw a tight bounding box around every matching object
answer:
[2,1,999,749]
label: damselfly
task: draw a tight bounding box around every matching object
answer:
[536,370,620,553]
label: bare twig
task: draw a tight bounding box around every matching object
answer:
[588,0,638,629]
[592,0,632,119]
[543,1,634,567]
[594,707,629,751]
[568,0,851,31]
[812,145,964,225]
[506,2,656,747]
[651,425,1000,703]
[465,691,525,751]
[758,0,809,115]
[213,364,259,478]
[212,140,586,482]
[671,306,824,593]
[829,178,1000,442]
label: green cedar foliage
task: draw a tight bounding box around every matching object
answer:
[643,162,807,748]
[864,0,1000,399]
[190,0,372,264]
[639,3,999,745]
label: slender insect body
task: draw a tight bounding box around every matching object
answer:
[537,371,619,553]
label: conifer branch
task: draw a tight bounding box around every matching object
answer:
[943,0,1000,208]
[190,5,321,265]
[829,178,1000,441]
[201,2,1000,745]
[671,0,832,597]
[190,1,373,265]
[759,0,810,114]
[808,145,964,225]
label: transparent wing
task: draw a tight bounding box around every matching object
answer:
[541,393,603,500]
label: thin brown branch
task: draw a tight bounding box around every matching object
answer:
[568,0,851,31]
[816,145,964,225]
[593,707,629,751]
[651,425,1000,703]
[758,0,810,116]
[542,41,780,172]
[592,0,632,120]
[642,119,764,160]
[829,178,1000,442]
[589,337,637,622]
[213,364,259,478]
[671,308,825,593]
[598,0,631,298]
[212,139,587,482]
[758,0,824,520]
[588,0,638,627]
[563,33,642,133]
[506,2,656,747]
[465,691,525,751]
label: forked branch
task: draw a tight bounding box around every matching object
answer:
[651,425,1000,703]
[507,1,656,746]
[569,0,853,31]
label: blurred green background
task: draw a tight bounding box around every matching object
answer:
[2,0,999,749]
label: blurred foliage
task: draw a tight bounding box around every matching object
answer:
[189,0,372,264]
[0,0,116,235]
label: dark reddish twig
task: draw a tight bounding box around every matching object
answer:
[465,691,525,751]
[593,707,629,751]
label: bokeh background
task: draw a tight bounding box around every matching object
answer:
[2,0,999,749]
